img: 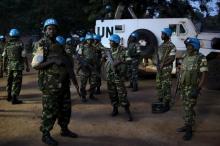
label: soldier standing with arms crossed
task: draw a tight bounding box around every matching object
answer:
[32,18,79,146]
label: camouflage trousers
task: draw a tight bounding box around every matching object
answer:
[79,68,97,97]
[40,87,71,134]
[181,85,197,126]
[96,65,102,88]
[156,67,172,104]
[7,70,23,96]
[107,71,130,107]
[127,59,139,85]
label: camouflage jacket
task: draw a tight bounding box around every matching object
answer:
[79,43,97,65]
[33,37,69,91]
[158,41,176,67]
[0,42,5,55]
[3,38,25,70]
[105,45,127,76]
[126,42,141,61]
[180,52,208,87]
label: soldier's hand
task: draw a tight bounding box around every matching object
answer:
[190,88,201,98]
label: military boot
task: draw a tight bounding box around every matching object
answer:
[89,94,98,100]
[183,125,193,141]
[126,82,133,88]
[7,91,12,102]
[162,102,170,113]
[81,96,87,103]
[132,82,138,92]
[124,106,133,121]
[176,125,187,132]
[95,87,101,95]
[42,132,58,146]
[61,128,78,138]
[11,95,22,104]
[111,106,119,117]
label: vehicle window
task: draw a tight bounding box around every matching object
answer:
[180,24,186,33]
[169,24,176,35]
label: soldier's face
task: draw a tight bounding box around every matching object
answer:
[86,39,93,45]
[186,44,195,55]
[45,25,57,38]
[110,41,118,48]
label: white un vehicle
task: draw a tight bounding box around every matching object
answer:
[95,18,220,90]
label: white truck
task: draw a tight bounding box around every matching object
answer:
[95,18,220,89]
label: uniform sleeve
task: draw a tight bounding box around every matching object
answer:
[199,55,208,72]
[21,42,27,57]
[168,44,176,56]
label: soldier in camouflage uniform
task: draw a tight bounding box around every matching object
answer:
[126,32,141,92]
[176,37,208,141]
[78,34,98,102]
[3,29,30,104]
[93,34,105,94]
[32,18,78,146]
[103,34,133,121]
[154,28,176,113]
[65,37,76,56]
[0,35,6,77]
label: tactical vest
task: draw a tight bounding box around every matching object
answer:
[158,41,174,66]
[111,46,127,76]
[180,54,201,87]
[37,38,69,91]
[81,44,97,64]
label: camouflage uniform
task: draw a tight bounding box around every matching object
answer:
[156,41,176,104]
[105,46,129,107]
[94,42,105,93]
[3,38,26,97]
[78,43,97,98]
[34,37,72,134]
[180,52,208,126]
[0,42,4,77]
[126,42,141,90]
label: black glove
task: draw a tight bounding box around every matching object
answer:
[190,88,201,98]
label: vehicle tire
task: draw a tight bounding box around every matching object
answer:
[128,29,158,58]
[206,58,220,90]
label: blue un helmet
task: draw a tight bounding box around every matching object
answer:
[56,36,65,46]
[43,18,58,30]
[161,28,172,37]
[79,37,85,42]
[184,37,200,50]
[85,34,93,41]
[0,35,5,41]
[9,29,20,37]
[109,34,120,44]
[93,34,101,42]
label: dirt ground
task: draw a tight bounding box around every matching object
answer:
[0,69,220,146]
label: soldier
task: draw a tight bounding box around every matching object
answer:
[153,28,176,113]
[32,18,78,146]
[126,32,141,92]
[93,34,105,94]
[65,37,76,56]
[176,37,208,141]
[0,35,5,77]
[3,29,30,104]
[78,34,98,102]
[103,34,133,121]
